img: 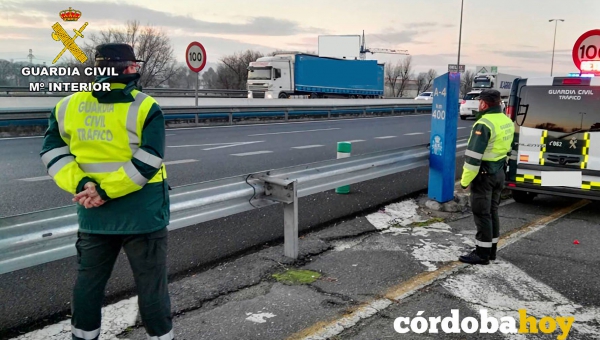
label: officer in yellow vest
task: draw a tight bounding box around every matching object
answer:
[40,43,173,340]
[458,89,514,265]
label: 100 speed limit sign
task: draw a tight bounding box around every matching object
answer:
[573,29,600,73]
[186,42,207,73]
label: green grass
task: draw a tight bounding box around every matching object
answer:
[272,269,322,285]
[410,217,445,227]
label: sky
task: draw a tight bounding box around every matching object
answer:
[1,0,598,78]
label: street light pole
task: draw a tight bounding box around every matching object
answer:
[549,19,564,76]
[580,112,587,130]
[457,0,464,70]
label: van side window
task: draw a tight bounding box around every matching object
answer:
[274,68,281,79]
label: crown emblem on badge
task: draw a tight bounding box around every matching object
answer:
[59,7,81,21]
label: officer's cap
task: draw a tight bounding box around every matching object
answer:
[94,43,144,62]
[478,89,501,104]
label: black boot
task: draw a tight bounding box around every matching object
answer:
[459,247,490,265]
[490,244,497,261]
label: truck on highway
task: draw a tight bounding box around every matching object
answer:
[247,52,384,99]
[460,67,520,119]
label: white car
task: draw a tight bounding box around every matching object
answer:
[415,92,432,100]
[459,92,505,120]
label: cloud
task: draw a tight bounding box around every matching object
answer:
[367,30,421,45]
[497,49,571,60]
[0,0,320,36]
[0,25,279,64]
[405,22,438,28]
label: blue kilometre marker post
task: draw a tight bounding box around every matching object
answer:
[428,72,460,203]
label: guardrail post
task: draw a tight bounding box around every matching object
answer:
[328,110,331,119]
[195,113,199,126]
[283,181,298,258]
[229,109,233,124]
[257,177,299,258]
[414,107,418,114]
[285,109,289,121]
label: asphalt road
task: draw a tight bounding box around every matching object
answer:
[0,114,474,217]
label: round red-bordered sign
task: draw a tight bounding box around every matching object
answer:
[572,29,600,72]
[186,41,207,73]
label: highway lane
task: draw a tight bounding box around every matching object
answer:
[0,115,474,217]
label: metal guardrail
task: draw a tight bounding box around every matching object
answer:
[0,140,468,275]
[0,103,434,127]
[0,86,254,98]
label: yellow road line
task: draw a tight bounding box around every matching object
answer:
[286,199,590,340]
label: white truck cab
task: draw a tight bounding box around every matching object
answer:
[460,69,518,120]
[247,54,296,99]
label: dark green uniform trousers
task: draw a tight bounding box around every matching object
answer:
[470,169,504,259]
[71,227,173,340]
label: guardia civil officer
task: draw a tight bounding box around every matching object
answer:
[40,43,173,340]
[458,89,514,265]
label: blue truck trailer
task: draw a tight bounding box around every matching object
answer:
[247,53,385,99]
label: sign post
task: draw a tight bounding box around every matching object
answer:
[572,29,600,75]
[428,72,460,203]
[185,41,207,106]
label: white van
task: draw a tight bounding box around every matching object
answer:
[460,91,505,120]
[505,76,600,203]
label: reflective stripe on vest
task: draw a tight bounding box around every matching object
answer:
[58,90,165,184]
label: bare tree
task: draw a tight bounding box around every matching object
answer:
[64,20,177,88]
[167,64,198,88]
[215,50,264,90]
[201,67,219,89]
[460,70,475,97]
[0,60,13,86]
[424,69,437,91]
[416,72,427,94]
[396,56,414,98]
[384,62,401,97]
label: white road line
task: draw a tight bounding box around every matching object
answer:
[164,159,198,165]
[202,141,264,151]
[457,127,466,129]
[1,115,433,142]
[404,132,424,135]
[19,175,51,182]
[248,128,340,136]
[167,114,429,131]
[291,145,324,149]
[374,136,397,139]
[17,160,198,182]
[231,151,273,156]
[168,141,264,150]
[343,139,366,143]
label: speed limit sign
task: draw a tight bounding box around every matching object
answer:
[572,29,600,74]
[186,41,207,73]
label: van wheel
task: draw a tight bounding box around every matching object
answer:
[511,190,536,203]
[278,93,289,99]
[460,116,466,120]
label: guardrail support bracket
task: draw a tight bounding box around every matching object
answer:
[253,175,299,258]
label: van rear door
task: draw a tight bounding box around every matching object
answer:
[507,77,600,199]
